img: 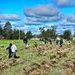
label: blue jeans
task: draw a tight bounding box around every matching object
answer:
[12,52,16,58]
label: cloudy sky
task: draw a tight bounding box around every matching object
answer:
[0,0,75,35]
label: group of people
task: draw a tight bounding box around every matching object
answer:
[40,37,63,47]
[6,42,18,59]
[49,37,63,47]
[6,36,63,59]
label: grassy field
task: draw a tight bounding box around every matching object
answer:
[0,40,75,75]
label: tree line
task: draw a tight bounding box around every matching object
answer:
[39,26,71,40]
[0,22,71,40]
[0,22,33,39]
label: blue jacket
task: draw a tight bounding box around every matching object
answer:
[6,46,12,52]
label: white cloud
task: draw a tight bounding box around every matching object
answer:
[23,26,40,34]
[0,14,21,21]
[12,22,25,28]
[56,0,75,7]
[24,17,44,25]
[24,5,62,25]
[60,20,75,26]
[24,5,60,17]
[67,14,75,22]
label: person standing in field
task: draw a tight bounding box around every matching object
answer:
[56,36,60,45]
[49,39,52,45]
[60,38,63,47]
[11,42,17,58]
[6,43,12,59]
[34,42,37,47]
[23,36,28,48]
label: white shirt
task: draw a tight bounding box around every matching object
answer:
[11,44,17,52]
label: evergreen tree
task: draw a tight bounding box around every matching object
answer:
[63,30,71,40]
[12,29,25,39]
[3,22,12,39]
[20,30,25,39]
[26,31,33,39]
[0,26,3,38]
[39,26,56,39]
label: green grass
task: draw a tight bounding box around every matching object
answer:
[0,40,75,75]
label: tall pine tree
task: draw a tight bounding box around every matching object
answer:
[3,22,12,39]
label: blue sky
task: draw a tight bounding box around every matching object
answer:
[0,0,75,35]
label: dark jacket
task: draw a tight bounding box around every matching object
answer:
[6,46,12,52]
[23,38,28,44]
[60,39,63,44]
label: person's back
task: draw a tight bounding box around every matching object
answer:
[60,39,63,47]
[11,42,17,58]
[49,39,52,45]
[6,43,12,58]
[23,37,28,44]
[60,39,63,44]
[12,44,17,52]
[6,43,12,52]
[23,37,28,49]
